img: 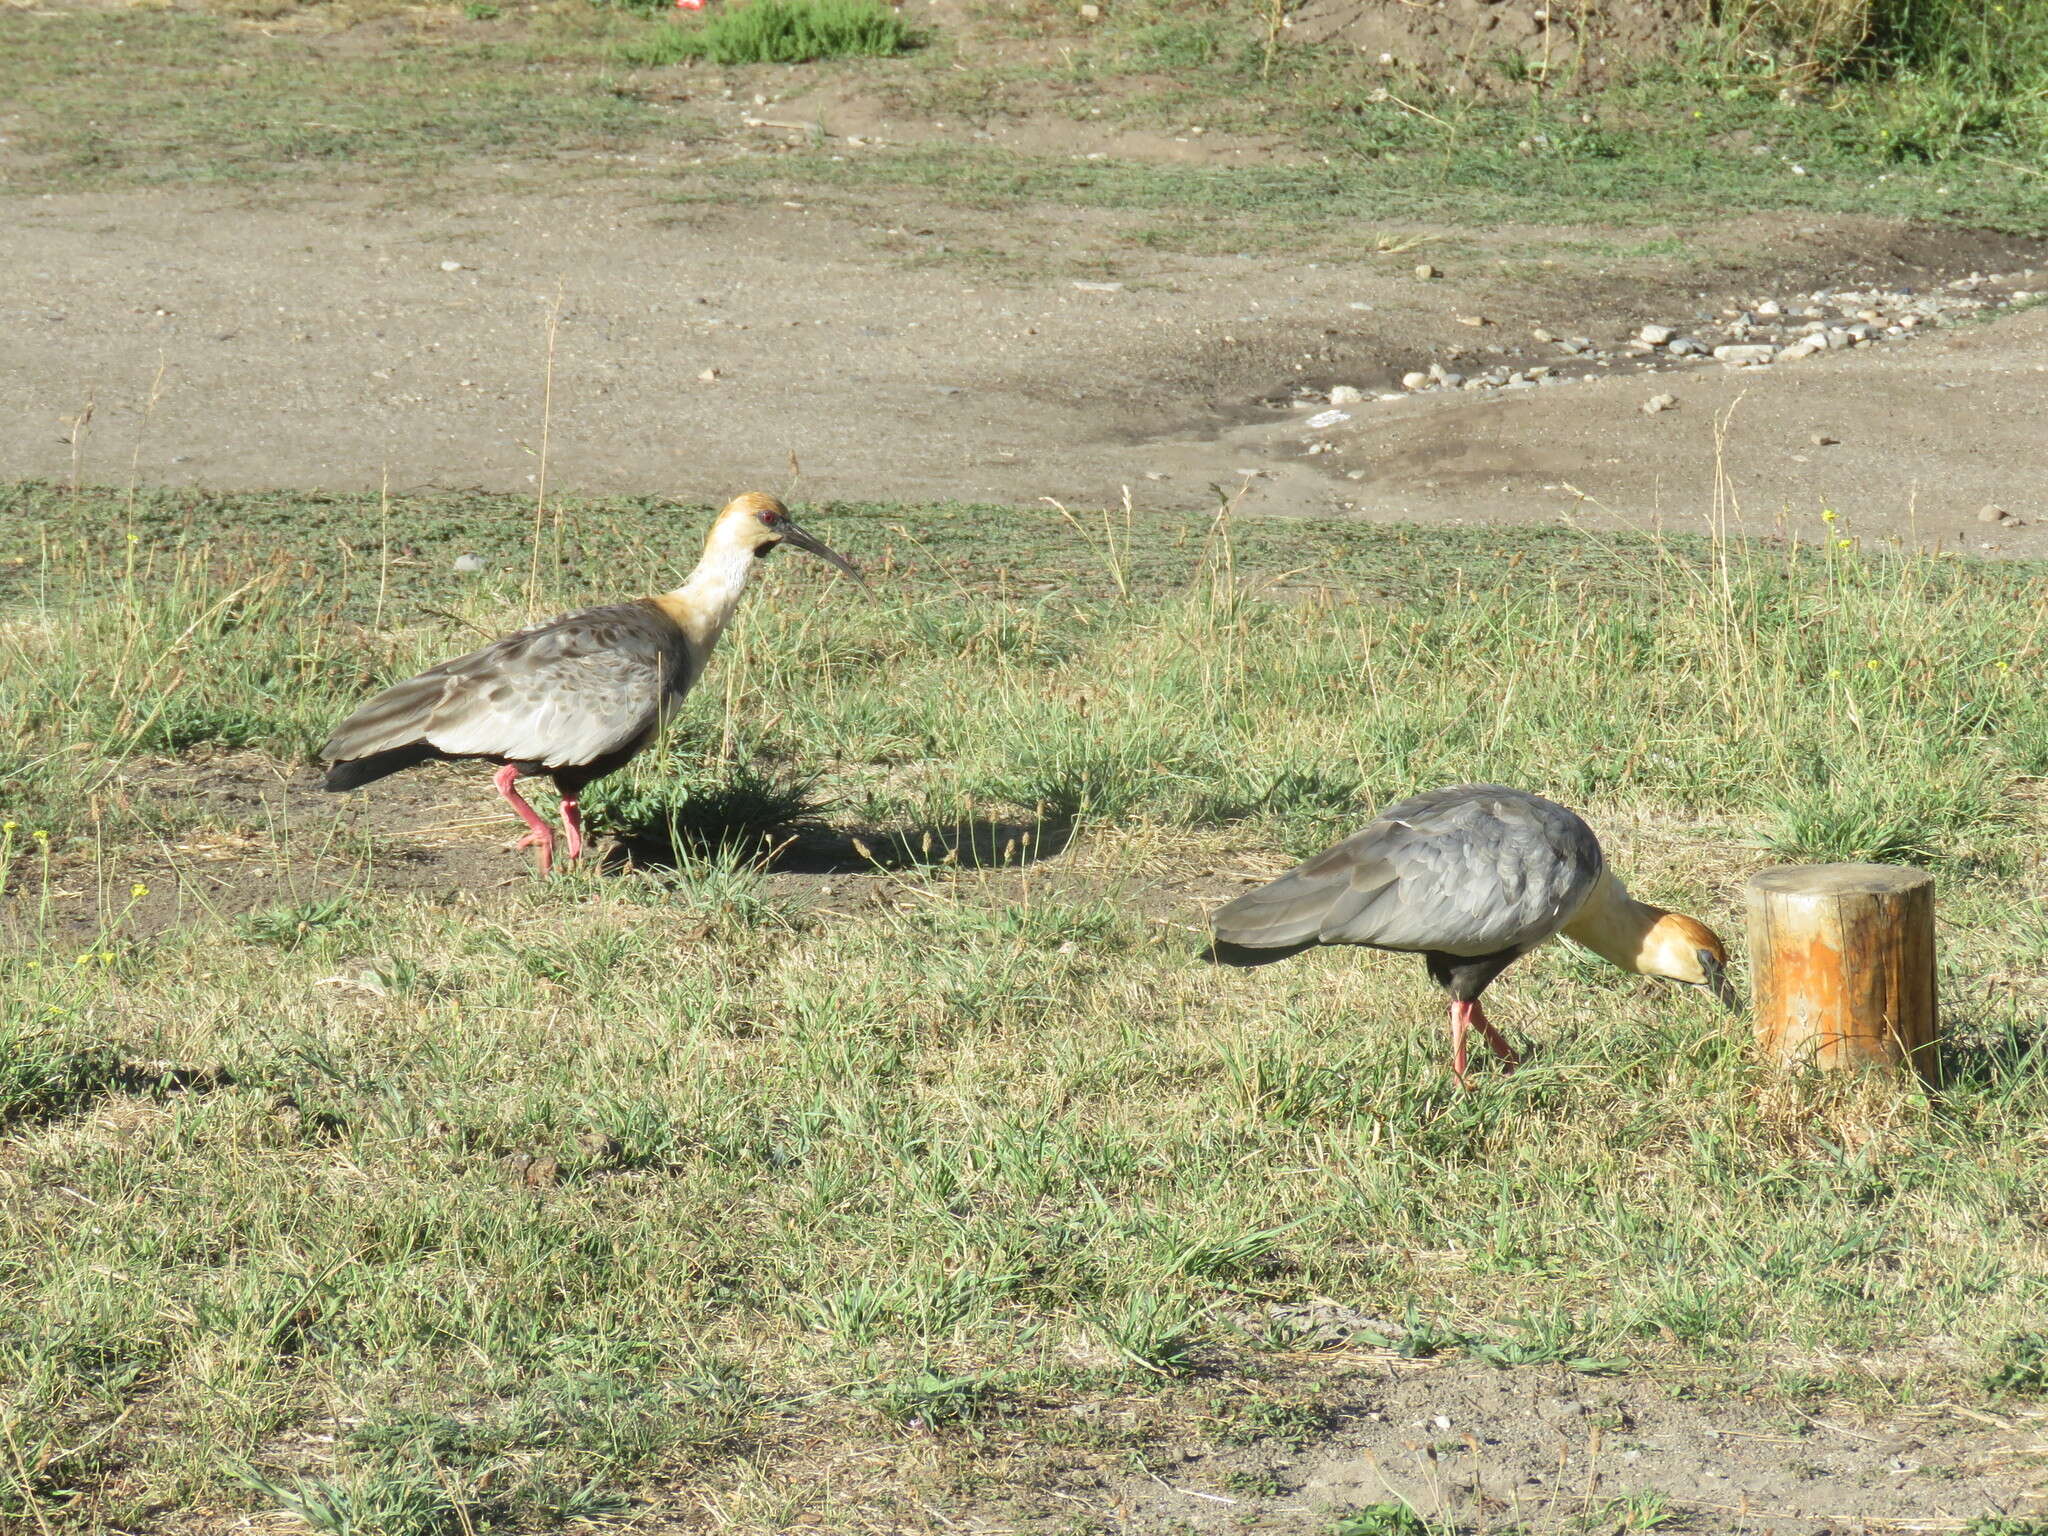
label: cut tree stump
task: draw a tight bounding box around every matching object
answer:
[1744,863,1938,1077]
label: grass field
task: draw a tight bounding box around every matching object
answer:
[4,480,2048,1530]
[7,2,2048,237]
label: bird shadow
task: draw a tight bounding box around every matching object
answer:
[2,1055,236,1134]
[1204,938,1319,968]
[1917,1011,2048,1093]
[601,813,1077,878]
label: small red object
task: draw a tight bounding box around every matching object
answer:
[676,0,704,9]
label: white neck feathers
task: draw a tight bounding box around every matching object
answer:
[663,524,761,653]
[1558,869,1665,975]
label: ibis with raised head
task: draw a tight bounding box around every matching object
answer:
[320,493,862,873]
[1210,784,1734,1085]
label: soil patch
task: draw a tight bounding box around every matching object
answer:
[5,183,2046,551]
[1288,0,1708,85]
[1088,1359,2048,1534]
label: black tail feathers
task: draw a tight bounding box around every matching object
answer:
[322,741,440,792]
[1204,937,1320,968]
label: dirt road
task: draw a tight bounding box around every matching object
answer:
[6,178,2046,548]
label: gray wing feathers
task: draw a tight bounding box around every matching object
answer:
[1212,785,1604,957]
[1211,836,1397,948]
[322,602,686,771]
[319,670,464,765]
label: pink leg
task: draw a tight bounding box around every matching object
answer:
[1471,998,1521,1072]
[559,796,585,864]
[1449,999,1473,1089]
[493,762,556,875]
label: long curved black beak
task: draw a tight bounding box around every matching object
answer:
[782,520,867,588]
[1700,953,1742,1013]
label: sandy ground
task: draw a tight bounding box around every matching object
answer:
[5,178,2047,551]
[1094,1358,2048,1534]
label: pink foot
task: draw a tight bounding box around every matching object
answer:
[1449,999,1473,1089]
[1472,998,1522,1073]
[493,763,557,875]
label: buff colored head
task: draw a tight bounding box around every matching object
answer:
[1561,872,1739,1011]
[1639,910,1738,1009]
[713,492,864,584]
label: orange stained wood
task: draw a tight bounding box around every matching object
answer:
[1745,863,1937,1079]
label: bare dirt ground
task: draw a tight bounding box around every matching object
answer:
[1091,1359,2048,1534]
[6,177,2047,550]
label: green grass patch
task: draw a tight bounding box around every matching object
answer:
[2,9,672,189]
[4,3,2042,232]
[1708,0,2048,162]
[692,98,2048,243]
[621,0,920,67]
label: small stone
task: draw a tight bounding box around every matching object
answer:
[1456,314,1489,327]
[1531,327,1556,343]
[452,553,485,573]
[1415,264,1440,280]
[1401,371,1430,390]
[1642,393,1678,414]
[1667,337,1707,356]
[1638,324,1676,346]
[1328,384,1365,405]
[1979,504,2011,524]
[1559,337,1591,354]
[1713,344,1777,365]
[697,366,720,382]
[1071,280,1123,293]
[1810,433,1838,447]
[439,260,465,272]
[1078,2,1099,15]
[1756,300,1783,317]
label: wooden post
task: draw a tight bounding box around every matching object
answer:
[1745,864,1938,1078]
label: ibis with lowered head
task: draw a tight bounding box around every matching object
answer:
[320,493,862,873]
[1210,784,1734,1085]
